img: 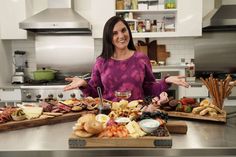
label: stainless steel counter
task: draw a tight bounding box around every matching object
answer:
[0,107,236,157]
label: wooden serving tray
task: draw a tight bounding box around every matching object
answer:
[68,127,172,148]
[0,110,96,132]
[165,110,226,123]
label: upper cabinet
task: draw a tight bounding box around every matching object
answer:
[0,0,27,39]
[74,0,115,38]
[176,0,202,37]
[0,0,47,40]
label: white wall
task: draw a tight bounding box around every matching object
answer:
[0,40,12,85]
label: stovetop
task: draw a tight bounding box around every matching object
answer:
[23,79,69,86]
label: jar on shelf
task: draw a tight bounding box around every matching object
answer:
[124,0,131,10]
[137,17,145,32]
[131,0,138,10]
[164,0,176,9]
[138,0,148,10]
[148,0,158,10]
[116,0,124,10]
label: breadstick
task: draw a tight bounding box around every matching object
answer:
[224,75,232,98]
[220,80,224,109]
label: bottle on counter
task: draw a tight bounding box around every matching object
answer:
[186,58,195,82]
[189,58,195,77]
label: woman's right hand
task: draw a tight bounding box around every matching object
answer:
[64,77,87,91]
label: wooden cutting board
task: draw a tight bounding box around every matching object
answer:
[156,45,170,63]
[166,121,188,134]
[166,111,226,123]
[69,135,172,148]
[0,110,97,132]
[69,126,172,148]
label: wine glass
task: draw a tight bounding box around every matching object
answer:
[114,90,131,100]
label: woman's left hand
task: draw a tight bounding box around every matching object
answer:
[165,75,189,88]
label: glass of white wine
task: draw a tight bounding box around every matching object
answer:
[114,90,131,100]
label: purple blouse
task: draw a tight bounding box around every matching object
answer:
[80,52,170,101]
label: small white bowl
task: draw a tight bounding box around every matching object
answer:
[115,117,131,125]
[96,114,110,124]
[139,119,160,133]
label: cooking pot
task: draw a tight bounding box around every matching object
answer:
[33,68,57,81]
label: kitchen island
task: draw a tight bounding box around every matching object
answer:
[0,107,236,157]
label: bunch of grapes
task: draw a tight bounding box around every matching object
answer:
[138,111,168,122]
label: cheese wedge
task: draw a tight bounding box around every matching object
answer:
[23,107,43,119]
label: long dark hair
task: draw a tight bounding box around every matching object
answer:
[100,16,136,60]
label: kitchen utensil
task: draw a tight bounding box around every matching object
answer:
[97,87,104,113]
[156,45,170,63]
[148,40,157,61]
[33,68,57,81]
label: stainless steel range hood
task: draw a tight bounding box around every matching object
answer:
[203,5,236,32]
[19,0,92,34]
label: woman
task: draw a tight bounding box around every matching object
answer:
[64,16,189,101]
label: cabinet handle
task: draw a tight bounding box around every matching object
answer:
[190,84,203,87]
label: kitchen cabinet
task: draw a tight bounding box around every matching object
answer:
[74,0,115,38]
[0,0,47,39]
[115,0,202,38]
[74,0,202,38]
[0,0,27,39]
[0,88,21,102]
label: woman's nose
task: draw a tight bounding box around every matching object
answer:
[118,32,125,38]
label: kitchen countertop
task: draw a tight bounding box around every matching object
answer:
[0,107,236,157]
[152,64,187,70]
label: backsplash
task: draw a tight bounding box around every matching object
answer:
[12,37,195,78]
[94,37,195,65]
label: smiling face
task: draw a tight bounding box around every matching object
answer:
[112,21,130,51]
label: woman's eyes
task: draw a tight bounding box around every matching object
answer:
[113,28,127,35]
[113,31,118,35]
[121,28,127,33]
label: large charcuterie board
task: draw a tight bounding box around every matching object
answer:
[0,110,96,132]
[68,127,172,148]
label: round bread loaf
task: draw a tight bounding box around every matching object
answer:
[74,130,93,138]
[77,114,96,124]
[84,120,103,134]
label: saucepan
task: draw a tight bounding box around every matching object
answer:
[32,68,57,81]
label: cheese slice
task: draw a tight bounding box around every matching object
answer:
[23,107,43,119]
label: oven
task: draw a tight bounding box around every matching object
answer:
[21,85,82,102]
[153,71,179,99]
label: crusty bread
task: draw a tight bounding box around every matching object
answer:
[74,130,93,138]
[84,120,103,134]
[77,114,96,124]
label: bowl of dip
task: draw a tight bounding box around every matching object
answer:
[139,119,160,133]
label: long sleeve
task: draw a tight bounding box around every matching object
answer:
[79,59,103,97]
[142,57,171,97]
